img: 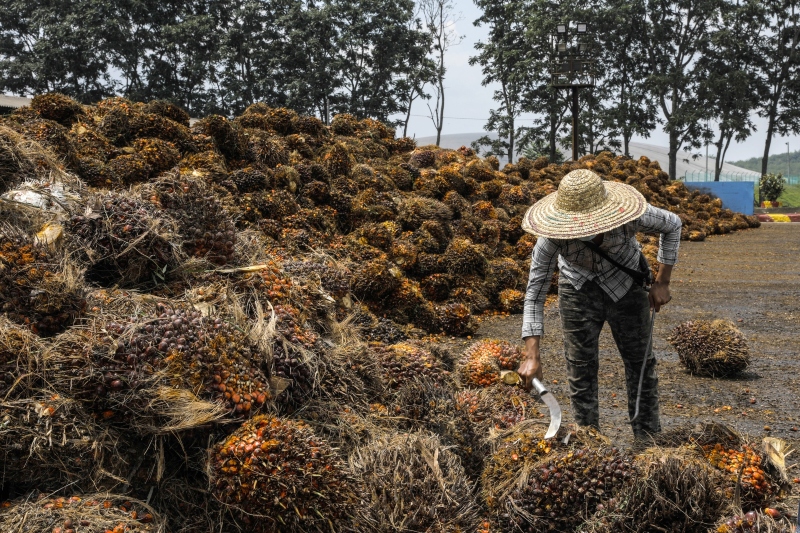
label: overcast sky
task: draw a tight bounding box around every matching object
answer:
[392,1,799,163]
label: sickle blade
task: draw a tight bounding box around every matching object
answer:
[541,391,562,439]
[531,378,563,440]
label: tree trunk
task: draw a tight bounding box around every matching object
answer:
[548,105,557,162]
[720,133,734,176]
[713,128,725,181]
[588,96,594,155]
[403,89,416,138]
[508,116,515,165]
[622,81,629,157]
[762,109,777,176]
[668,128,678,180]
[623,131,631,158]
[436,75,444,146]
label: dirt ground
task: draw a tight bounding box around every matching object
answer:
[468,224,800,497]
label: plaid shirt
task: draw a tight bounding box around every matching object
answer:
[522,204,682,339]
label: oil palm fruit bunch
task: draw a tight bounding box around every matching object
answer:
[455,385,538,431]
[271,342,314,410]
[505,447,637,531]
[193,114,246,161]
[498,288,525,313]
[146,174,237,265]
[0,317,44,399]
[408,149,436,169]
[717,510,793,533]
[210,415,359,533]
[443,237,486,276]
[144,99,190,126]
[383,278,437,326]
[56,303,271,417]
[151,304,271,415]
[349,432,482,533]
[132,137,180,175]
[0,231,85,336]
[0,393,107,495]
[458,339,525,388]
[435,301,477,336]
[668,320,750,377]
[29,93,85,126]
[703,443,775,505]
[482,428,555,512]
[372,342,450,390]
[389,377,455,437]
[67,191,176,287]
[322,142,352,178]
[0,494,161,532]
[230,166,269,193]
[15,118,78,167]
[452,387,539,478]
[283,260,351,299]
[584,448,726,533]
[350,258,399,300]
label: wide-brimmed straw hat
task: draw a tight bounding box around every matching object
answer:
[522,169,646,239]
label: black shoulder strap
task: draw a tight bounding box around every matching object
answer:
[581,239,648,286]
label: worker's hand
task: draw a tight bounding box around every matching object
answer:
[648,281,671,312]
[518,336,543,392]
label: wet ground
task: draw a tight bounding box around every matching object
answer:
[469,224,800,487]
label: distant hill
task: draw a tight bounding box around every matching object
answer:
[730,150,800,177]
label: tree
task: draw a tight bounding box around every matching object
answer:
[145,0,223,116]
[392,2,436,137]
[699,0,766,181]
[0,0,114,101]
[216,0,295,115]
[471,0,532,164]
[755,0,800,177]
[420,0,463,146]
[515,0,571,163]
[105,0,161,102]
[329,0,428,122]
[595,0,657,157]
[280,1,342,123]
[643,0,721,180]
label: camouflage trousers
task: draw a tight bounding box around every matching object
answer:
[558,280,661,437]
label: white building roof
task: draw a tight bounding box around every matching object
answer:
[0,94,31,110]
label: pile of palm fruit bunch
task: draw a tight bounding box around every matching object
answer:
[0,93,780,533]
[0,93,761,337]
[668,319,751,377]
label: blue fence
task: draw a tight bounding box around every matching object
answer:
[683,181,754,215]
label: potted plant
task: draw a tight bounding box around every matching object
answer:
[760,173,786,208]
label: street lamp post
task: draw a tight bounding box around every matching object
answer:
[787,142,790,179]
[549,21,596,162]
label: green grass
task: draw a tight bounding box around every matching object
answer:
[778,184,800,207]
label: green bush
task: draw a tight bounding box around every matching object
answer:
[760,173,786,202]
